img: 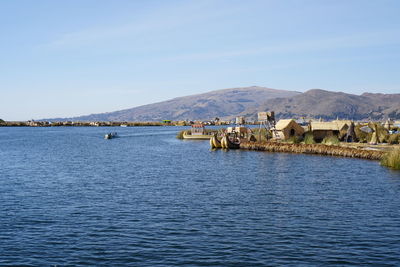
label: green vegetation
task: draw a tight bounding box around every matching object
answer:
[250,128,272,142]
[303,132,316,144]
[380,149,400,170]
[285,136,302,144]
[321,135,340,145]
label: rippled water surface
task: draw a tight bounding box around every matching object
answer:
[1,127,400,266]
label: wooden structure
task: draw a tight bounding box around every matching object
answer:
[227,126,248,138]
[257,111,278,139]
[275,119,304,140]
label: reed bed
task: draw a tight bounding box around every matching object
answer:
[240,141,385,160]
[380,149,400,169]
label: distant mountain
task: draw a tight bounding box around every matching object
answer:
[46,86,400,122]
[56,86,300,121]
[242,89,400,120]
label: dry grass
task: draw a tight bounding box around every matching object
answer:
[240,141,385,160]
[380,149,400,169]
[388,134,400,145]
[355,123,390,143]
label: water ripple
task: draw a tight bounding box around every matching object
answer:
[0,127,399,266]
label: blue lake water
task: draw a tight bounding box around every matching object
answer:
[0,126,400,266]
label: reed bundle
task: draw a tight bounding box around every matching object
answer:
[240,141,385,160]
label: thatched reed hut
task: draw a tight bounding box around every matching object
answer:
[275,119,304,140]
[310,121,349,142]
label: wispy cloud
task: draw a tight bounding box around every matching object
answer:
[40,0,243,49]
[160,29,400,62]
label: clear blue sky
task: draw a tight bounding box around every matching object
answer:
[1,0,399,120]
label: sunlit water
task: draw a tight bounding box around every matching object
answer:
[0,127,399,266]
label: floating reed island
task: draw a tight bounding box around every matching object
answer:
[178,116,400,167]
[214,115,400,168]
[240,141,385,161]
[179,120,399,168]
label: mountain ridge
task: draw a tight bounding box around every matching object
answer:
[45,86,400,121]
[48,86,300,121]
[241,88,400,120]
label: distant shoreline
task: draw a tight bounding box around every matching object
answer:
[0,121,233,127]
[0,121,174,127]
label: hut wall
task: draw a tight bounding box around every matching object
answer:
[279,125,304,140]
[312,130,339,142]
[276,131,286,140]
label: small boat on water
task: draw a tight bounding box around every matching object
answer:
[210,134,222,148]
[221,134,240,149]
[211,126,250,149]
[104,132,118,139]
[183,123,214,140]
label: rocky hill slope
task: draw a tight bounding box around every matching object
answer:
[61,86,300,121]
[242,89,400,120]
[48,87,400,122]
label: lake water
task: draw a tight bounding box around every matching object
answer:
[0,126,399,266]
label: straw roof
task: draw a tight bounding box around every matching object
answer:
[275,119,295,130]
[333,120,352,129]
[311,121,349,131]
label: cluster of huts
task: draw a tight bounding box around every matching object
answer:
[273,118,399,143]
[274,119,351,142]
